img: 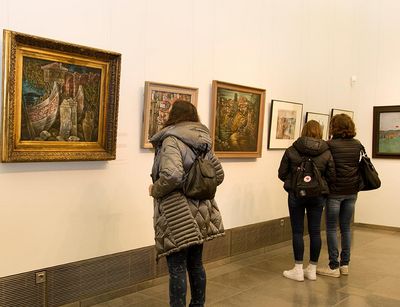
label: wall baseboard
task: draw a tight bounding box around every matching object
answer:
[354,222,400,232]
[0,216,292,307]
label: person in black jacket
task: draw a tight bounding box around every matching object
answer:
[317,114,363,278]
[278,120,335,281]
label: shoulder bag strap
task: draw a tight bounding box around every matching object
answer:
[360,144,367,158]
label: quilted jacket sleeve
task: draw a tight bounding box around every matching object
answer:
[207,151,224,186]
[151,137,185,199]
[278,149,290,182]
[324,151,336,184]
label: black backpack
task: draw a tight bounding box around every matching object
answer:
[293,157,325,198]
[183,147,217,200]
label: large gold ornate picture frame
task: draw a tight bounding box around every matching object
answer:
[142,81,198,148]
[211,80,266,158]
[1,30,121,162]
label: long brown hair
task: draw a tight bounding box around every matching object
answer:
[330,114,356,139]
[163,100,199,127]
[301,120,322,139]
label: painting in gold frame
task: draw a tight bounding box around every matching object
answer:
[142,81,198,148]
[1,30,121,162]
[211,80,266,158]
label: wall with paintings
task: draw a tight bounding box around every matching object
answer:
[352,0,400,228]
[0,0,398,277]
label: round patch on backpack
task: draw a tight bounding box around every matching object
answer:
[303,176,312,182]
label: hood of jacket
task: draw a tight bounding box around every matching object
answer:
[150,121,212,152]
[293,136,329,156]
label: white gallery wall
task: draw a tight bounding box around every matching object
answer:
[0,0,399,277]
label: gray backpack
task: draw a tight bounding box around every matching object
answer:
[183,147,217,200]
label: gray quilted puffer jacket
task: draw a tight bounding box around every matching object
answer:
[150,121,225,259]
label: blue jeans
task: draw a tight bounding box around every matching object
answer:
[288,193,325,263]
[166,244,206,307]
[325,194,357,269]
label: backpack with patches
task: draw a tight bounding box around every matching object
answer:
[293,156,325,198]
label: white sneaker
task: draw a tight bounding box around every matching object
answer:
[303,264,317,280]
[340,265,349,275]
[316,266,340,278]
[283,266,304,281]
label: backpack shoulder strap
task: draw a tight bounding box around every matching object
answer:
[186,143,211,159]
[298,153,312,166]
[360,144,367,157]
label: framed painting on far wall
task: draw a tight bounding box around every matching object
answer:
[1,30,121,162]
[373,105,400,159]
[142,81,198,148]
[305,112,330,140]
[268,100,303,149]
[211,80,266,158]
[331,108,354,119]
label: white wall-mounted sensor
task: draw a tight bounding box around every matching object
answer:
[350,75,357,86]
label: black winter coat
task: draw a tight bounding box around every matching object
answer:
[327,138,363,195]
[278,137,336,194]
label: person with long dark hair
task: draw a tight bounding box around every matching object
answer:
[149,100,225,307]
[317,114,363,277]
[278,120,335,281]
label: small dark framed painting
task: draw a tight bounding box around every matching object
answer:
[268,100,303,149]
[305,112,330,140]
[373,105,400,159]
[331,108,354,119]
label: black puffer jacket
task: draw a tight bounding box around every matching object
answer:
[278,136,336,194]
[327,138,363,195]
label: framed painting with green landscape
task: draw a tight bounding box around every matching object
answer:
[373,105,400,159]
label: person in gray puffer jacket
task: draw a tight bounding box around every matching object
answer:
[149,100,224,307]
[278,120,335,282]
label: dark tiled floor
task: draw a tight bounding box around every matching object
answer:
[93,227,400,306]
